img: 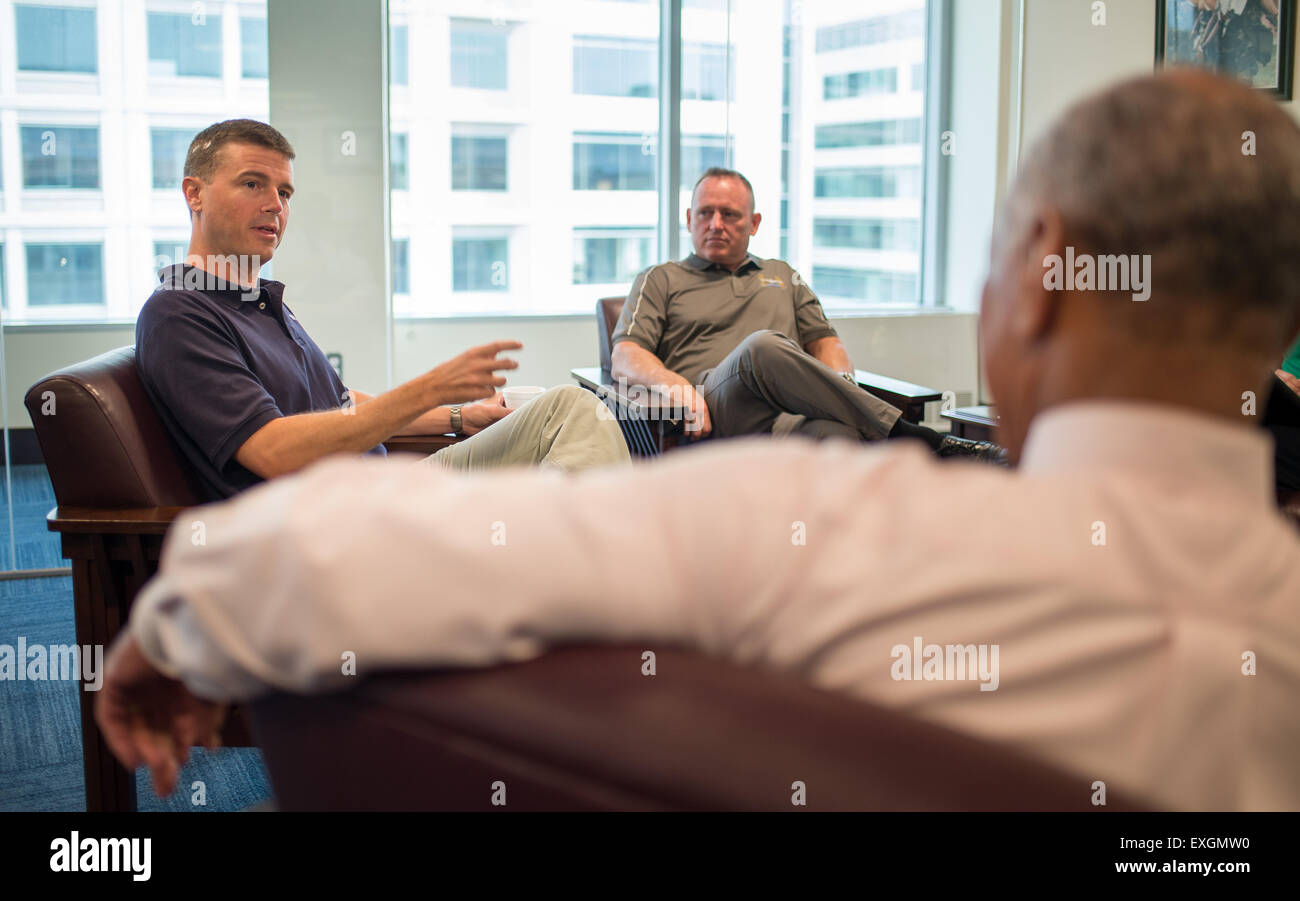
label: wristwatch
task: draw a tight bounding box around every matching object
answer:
[449,405,464,436]
[839,371,857,385]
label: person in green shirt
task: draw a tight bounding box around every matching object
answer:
[1268,333,1300,492]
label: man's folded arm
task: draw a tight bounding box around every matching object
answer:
[127,443,865,702]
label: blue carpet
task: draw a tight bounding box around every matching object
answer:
[0,464,273,811]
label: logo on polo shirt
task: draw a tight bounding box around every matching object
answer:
[759,276,785,288]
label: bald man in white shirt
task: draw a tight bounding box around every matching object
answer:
[98,69,1300,811]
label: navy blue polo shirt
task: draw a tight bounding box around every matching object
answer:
[136,264,385,501]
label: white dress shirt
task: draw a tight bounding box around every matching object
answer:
[129,400,1300,811]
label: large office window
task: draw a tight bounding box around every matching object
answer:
[815,9,925,52]
[151,128,195,189]
[815,119,922,149]
[15,4,98,73]
[26,243,105,306]
[573,228,652,285]
[814,166,921,199]
[241,17,269,78]
[391,132,409,191]
[812,267,916,304]
[394,1,938,316]
[813,218,919,251]
[392,239,410,294]
[21,125,100,188]
[451,135,507,191]
[0,244,5,309]
[3,1,269,323]
[573,133,655,191]
[147,12,222,77]
[451,19,508,89]
[823,68,898,100]
[453,236,509,292]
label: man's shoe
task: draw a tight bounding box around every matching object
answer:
[936,435,1008,465]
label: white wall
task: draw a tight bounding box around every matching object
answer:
[1021,0,1300,150]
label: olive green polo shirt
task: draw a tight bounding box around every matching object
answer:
[611,252,839,386]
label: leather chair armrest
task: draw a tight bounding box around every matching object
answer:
[46,505,184,536]
[571,367,688,430]
[383,434,464,455]
[250,646,1150,811]
[855,370,944,425]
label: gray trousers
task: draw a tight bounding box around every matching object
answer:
[426,385,631,472]
[699,330,902,442]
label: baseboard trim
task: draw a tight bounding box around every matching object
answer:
[0,429,43,466]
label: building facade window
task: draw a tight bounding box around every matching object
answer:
[814,118,921,149]
[812,266,916,304]
[15,4,98,73]
[451,19,508,90]
[392,238,410,294]
[151,127,196,189]
[822,68,897,100]
[573,36,656,98]
[573,133,655,191]
[241,17,269,78]
[681,134,727,191]
[813,165,920,199]
[147,12,223,78]
[391,132,409,191]
[573,37,733,101]
[572,228,652,285]
[813,218,919,251]
[451,135,507,191]
[453,237,509,292]
[26,242,105,306]
[391,24,409,86]
[681,43,732,101]
[21,125,100,189]
[815,9,925,53]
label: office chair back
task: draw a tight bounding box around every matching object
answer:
[24,345,204,509]
[597,296,625,382]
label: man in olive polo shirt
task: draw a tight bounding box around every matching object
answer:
[610,166,999,458]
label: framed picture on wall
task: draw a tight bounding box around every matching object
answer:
[1156,0,1296,99]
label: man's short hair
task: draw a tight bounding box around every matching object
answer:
[692,167,755,213]
[184,119,296,183]
[1002,69,1300,352]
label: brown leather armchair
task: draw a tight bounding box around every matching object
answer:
[572,297,946,456]
[24,345,458,811]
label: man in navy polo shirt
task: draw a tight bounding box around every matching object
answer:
[137,119,628,500]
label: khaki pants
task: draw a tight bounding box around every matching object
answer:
[426,385,631,472]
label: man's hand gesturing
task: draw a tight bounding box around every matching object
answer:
[428,341,523,406]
